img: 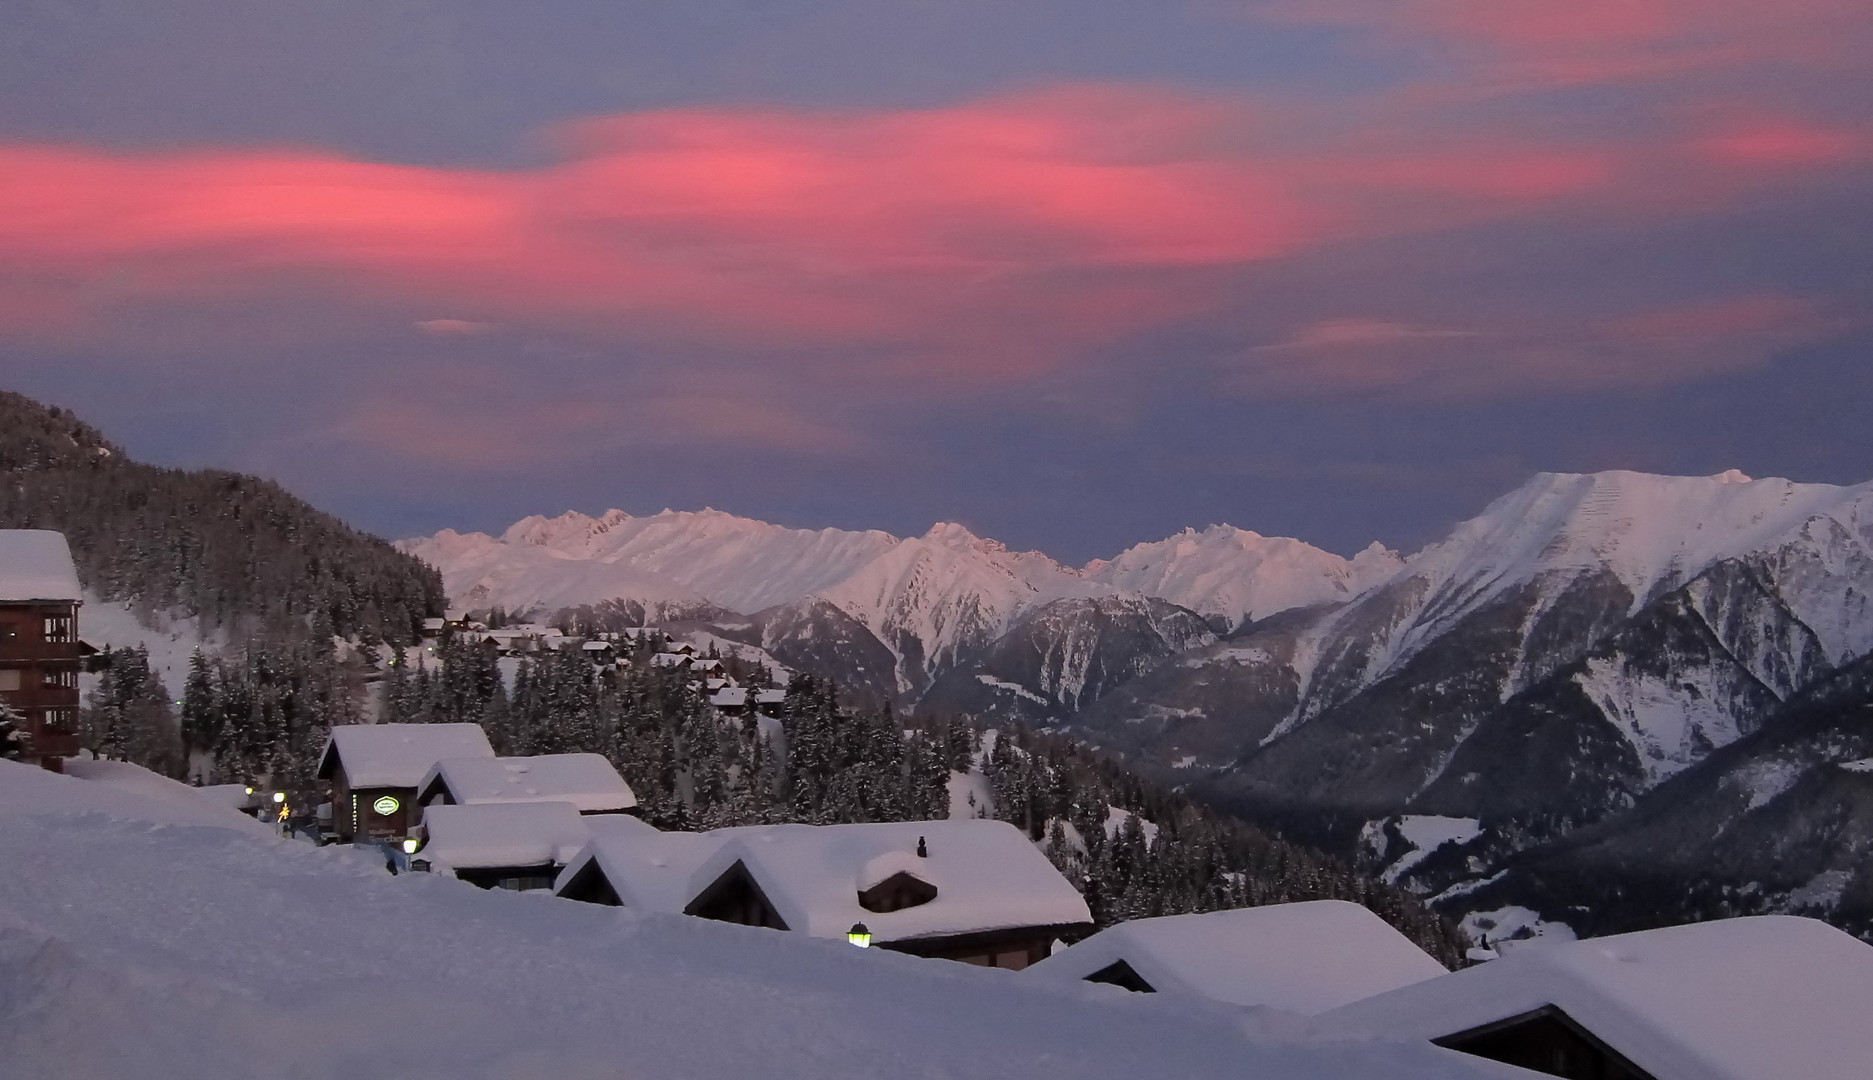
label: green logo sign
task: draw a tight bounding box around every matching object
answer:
[371,795,401,816]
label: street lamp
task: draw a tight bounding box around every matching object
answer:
[401,837,421,855]
[272,791,286,804]
[847,923,872,948]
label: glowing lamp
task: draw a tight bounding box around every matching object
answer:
[847,923,872,948]
[401,838,421,855]
[272,791,286,804]
[243,786,254,796]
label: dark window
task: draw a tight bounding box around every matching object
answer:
[1085,960,1155,993]
[42,616,74,644]
[1434,1005,1655,1080]
[42,668,76,689]
[858,871,938,913]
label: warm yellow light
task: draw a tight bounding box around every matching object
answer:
[272,791,286,804]
[847,923,872,948]
[243,786,254,795]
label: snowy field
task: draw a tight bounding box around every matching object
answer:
[0,761,1524,1080]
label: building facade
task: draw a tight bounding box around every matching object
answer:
[0,531,84,770]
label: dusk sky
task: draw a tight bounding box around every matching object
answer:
[3,1,1869,563]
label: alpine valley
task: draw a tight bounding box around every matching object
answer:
[405,469,1873,941]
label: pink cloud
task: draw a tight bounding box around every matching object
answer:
[0,82,1858,407]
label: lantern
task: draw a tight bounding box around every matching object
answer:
[401,837,421,855]
[847,923,872,948]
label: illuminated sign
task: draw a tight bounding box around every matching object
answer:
[372,795,401,816]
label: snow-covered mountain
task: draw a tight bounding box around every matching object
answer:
[401,509,1387,698]
[1097,468,1873,934]
[1085,526,1401,632]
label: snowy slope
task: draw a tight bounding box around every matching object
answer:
[0,761,1511,1080]
[1086,527,1401,631]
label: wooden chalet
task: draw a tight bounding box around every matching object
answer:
[1026,901,1446,1014]
[0,531,83,771]
[316,722,494,842]
[417,753,638,816]
[417,800,591,891]
[1319,915,1873,1080]
[556,818,1092,969]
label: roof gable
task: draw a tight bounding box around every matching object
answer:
[1319,915,1873,1080]
[419,754,636,813]
[419,800,590,872]
[1026,900,1445,1015]
[684,819,1090,943]
[0,530,81,603]
[318,723,495,789]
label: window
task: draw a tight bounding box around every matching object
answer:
[41,708,75,732]
[42,667,76,689]
[42,615,74,643]
[0,669,20,692]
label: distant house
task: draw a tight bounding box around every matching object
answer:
[1025,901,1446,1014]
[418,800,592,891]
[0,531,83,770]
[689,658,723,675]
[709,686,750,715]
[420,617,447,637]
[649,652,692,669]
[753,689,786,710]
[1319,915,1873,1080]
[556,818,1092,969]
[316,723,495,842]
[581,640,615,664]
[417,753,638,816]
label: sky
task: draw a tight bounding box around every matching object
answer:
[1,1,1869,564]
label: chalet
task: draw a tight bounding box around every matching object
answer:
[0,531,83,771]
[555,816,727,911]
[709,686,750,715]
[316,722,495,842]
[650,652,692,669]
[689,658,723,675]
[556,818,1092,969]
[420,617,447,638]
[417,753,638,816]
[753,689,786,710]
[418,800,591,891]
[581,640,615,664]
[1025,901,1446,1014]
[1319,915,1873,1080]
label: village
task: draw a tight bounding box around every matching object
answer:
[6,525,1873,1080]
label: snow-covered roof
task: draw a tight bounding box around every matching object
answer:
[0,530,82,603]
[687,819,1091,944]
[1026,901,1446,1015]
[555,816,732,912]
[421,617,446,631]
[754,689,786,706]
[711,687,749,709]
[419,800,592,872]
[317,723,495,789]
[581,640,613,651]
[650,652,691,668]
[419,753,637,813]
[1319,915,1873,1080]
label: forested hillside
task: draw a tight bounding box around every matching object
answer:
[0,392,441,641]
